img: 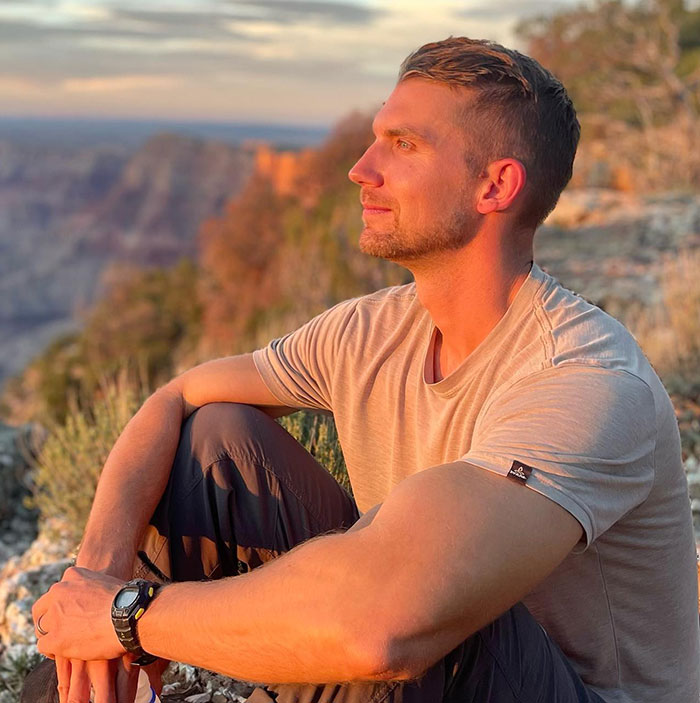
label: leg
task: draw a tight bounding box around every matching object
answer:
[133,402,360,583]
[441,603,606,703]
[256,604,605,703]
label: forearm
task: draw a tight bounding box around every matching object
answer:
[137,529,403,684]
[76,385,185,576]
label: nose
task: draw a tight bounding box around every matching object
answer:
[348,142,383,187]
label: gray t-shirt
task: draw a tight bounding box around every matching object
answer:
[253,262,699,703]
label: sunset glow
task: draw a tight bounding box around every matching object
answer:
[1,0,579,124]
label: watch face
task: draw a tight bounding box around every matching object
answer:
[115,588,139,609]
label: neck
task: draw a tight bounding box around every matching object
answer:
[407,234,533,381]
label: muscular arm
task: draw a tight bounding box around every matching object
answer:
[127,461,582,683]
[76,353,293,576]
[36,460,582,685]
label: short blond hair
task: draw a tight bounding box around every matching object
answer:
[399,37,580,228]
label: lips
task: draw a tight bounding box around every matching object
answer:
[363,206,392,214]
[361,200,392,213]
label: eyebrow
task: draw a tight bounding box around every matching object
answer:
[376,125,435,144]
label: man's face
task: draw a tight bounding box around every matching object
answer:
[348,78,482,263]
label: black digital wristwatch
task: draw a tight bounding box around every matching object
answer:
[111,579,161,666]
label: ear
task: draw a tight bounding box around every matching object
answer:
[475,159,527,215]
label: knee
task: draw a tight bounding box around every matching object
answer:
[184,402,277,465]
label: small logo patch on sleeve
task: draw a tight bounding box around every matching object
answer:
[507,460,533,484]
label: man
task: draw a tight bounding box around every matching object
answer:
[27,37,699,703]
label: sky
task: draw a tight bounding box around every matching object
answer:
[0,0,582,126]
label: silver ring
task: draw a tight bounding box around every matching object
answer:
[36,614,48,636]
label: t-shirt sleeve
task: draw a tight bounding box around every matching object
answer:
[252,298,358,412]
[461,365,657,550]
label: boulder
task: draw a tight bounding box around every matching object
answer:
[0,526,73,647]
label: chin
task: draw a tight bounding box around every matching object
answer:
[360,232,395,260]
[361,228,435,263]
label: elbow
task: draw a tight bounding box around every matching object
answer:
[153,379,189,416]
[345,627,429,682]
[347,641,413,683]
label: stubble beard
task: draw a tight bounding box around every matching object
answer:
[359,208,476,263]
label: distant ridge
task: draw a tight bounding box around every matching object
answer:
[0,132,260,385]
[0,117,329,150]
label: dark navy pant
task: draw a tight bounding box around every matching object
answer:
[133,403,605,703]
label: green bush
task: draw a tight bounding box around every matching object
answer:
[29,379,143,546]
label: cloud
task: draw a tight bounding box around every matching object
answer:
[61,74,181,93]
[108,7,253,38]
[222,0,380,25]
[0,0,578,122]
[0,18,156,43]
[0,76,46,95]
[458,0,572,20]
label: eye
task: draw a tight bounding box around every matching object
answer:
[396,139,413,151]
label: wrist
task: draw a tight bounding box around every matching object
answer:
[75,546,135,579]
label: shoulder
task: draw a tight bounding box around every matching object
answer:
[531,265,651,379]
[272,283,421,352]
[354,282,418,309]
[517,264,674,429]
[330,282,422,330]
[316,283,418,319]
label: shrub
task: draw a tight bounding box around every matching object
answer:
[630,249,700,387]
[29,377,144,546]
[630,249,700,460]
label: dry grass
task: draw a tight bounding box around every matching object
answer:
[630,248,700,461]
[630,249,700,383]
[28,374,145,546]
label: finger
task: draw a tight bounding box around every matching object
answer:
[31,594,49,623]
[87,660,117,703]
[56,657,71,703]
[68,660,91,703]
[115,656,139,703]
[36,632,55,659]
[144,658,169,696]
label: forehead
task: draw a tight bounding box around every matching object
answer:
[373,78,471,137]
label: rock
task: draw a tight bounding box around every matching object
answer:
[0,558,71,646]
[537,191,700,323]
[688,475,700,501]
[0,423,35,523]
[0,422,42,581]
[0,527,74,647]
[160,661,255,703]
[185,694,212,703]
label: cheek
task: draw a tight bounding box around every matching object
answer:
[421,176,463,215]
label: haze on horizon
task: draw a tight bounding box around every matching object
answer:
[1,0,581,127]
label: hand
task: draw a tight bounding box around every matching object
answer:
[32,566,126,662]
[54,656,139,703]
